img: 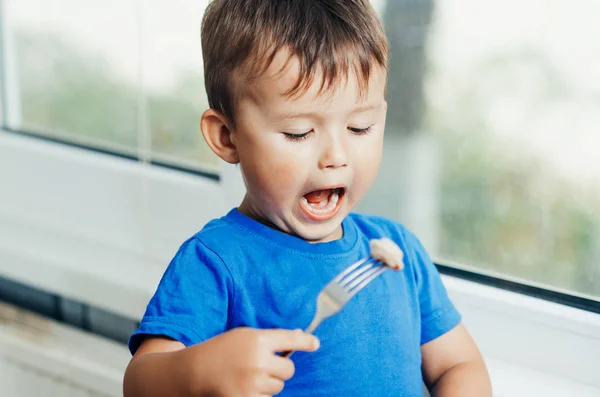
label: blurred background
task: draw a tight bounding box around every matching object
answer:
[1,0,599,396]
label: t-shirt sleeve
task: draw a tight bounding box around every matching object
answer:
[403,229,461,345]
[128,237,233,355]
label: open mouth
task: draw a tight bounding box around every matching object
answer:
[300,187,345,221]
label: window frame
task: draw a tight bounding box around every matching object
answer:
[0,0,4,126]
[437,263,600,315]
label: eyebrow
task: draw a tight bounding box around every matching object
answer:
[279,103,384,120]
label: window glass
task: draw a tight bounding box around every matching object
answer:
[3,0,217,171]
[5,0,139,153]
[141,1,216,171]
[361,0,600,298]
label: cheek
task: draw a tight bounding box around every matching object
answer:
[242,145,305,202]
[352,138,383,189]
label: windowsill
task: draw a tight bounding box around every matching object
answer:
[0,301,128,397]
[2,298,599,397]
[0,211,163,319]
[443,276,600,392]
[486,357,600,397]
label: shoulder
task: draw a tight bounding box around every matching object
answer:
[164,215,244,275]
[185,210,252,251]
[172,211,265,276]
[347,212,431,272]
[347,212,414,243]
[190,215,242,246]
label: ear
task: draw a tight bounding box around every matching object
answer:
[200,109,239,164]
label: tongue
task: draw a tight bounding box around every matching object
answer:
[305,189,332,203]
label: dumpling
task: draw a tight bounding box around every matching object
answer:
[369,238,404,270]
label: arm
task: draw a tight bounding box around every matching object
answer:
[421,323,492,397]
[123,337,193,397]
[123,328,319,397]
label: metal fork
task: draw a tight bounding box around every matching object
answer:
[281,255,388,357]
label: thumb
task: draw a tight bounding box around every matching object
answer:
[260,329,320,353]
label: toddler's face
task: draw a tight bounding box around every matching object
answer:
[234,53,387,242]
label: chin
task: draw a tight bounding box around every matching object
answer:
[296,223,343,243]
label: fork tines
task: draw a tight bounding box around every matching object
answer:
[334,256,387,293]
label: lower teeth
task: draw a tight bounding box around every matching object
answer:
[303,191,340,215]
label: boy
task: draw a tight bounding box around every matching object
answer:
[123,0,492,396]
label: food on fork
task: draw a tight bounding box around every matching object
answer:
[369,238,404,270]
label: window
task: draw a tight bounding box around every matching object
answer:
[1,0,217,173]
[360,0,600,299]
[2,0,599,301]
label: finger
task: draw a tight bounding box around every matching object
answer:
[260,329,320,352]
[260,376,285,396]
[266,355,296,381]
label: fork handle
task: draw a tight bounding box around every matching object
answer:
[303,314,324,335]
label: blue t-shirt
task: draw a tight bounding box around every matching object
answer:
[130,209,461,396]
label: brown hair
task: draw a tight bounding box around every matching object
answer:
[201,0,389,126]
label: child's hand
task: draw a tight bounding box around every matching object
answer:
[186,327,320,396]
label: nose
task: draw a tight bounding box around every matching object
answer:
[318,134,348,170]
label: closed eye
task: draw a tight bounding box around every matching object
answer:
[282,130,312,141]
[348,126,373,135]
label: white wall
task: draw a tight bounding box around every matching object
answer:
[0,130,244,319]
